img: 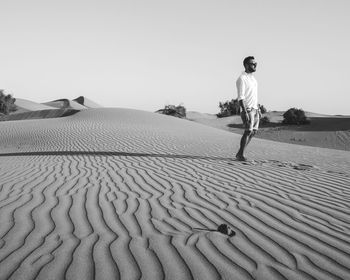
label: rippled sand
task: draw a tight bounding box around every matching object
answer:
[0,108,349,280]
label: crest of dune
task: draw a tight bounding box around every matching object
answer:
[43,99,88,110]
[73,96,102,108]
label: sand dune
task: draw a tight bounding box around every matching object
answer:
[187,111,350,151]
[1,98,79,122]
[73,96,102,108]
[0,108,349,280]
[1,97,88,122]
[43,99,88,110]
[13,98,57,114]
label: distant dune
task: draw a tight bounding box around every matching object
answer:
[43,99,88,110]
[0,97,92,122]
[0,106,349,279]
[13,98,57,113]
[73,96,102,108]
[187,111,350,151]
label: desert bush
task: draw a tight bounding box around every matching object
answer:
[260,115,270,125]
[282,108,310,125]
[259,104,267,114]
[156,104,186,118]
[0,90,17,115]
[218,99,267,118]
[217,99,240,118]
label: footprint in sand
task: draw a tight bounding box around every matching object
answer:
[264,160,316,171]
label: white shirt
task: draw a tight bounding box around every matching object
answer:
[236,71,258,109]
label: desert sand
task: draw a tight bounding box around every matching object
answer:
[187,111,350,151]
[0,105,350,280]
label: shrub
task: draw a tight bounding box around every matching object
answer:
[259,104,267,114]
[217,99,267,118]
[0,90,17,115]
[260,116,270,125]
[156,104,186,118]
[282,108,310,125]
[217,99,240,118]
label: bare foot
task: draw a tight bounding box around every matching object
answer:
[236,154,247,162]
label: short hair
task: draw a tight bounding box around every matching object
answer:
[243,56,255,66]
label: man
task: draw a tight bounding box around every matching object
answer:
[235,56,260,161]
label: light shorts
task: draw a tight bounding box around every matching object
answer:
[241,108,260,131]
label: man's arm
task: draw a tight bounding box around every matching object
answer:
[239,99,250,123]
[236,77,248,114]
[236,77,245,101]
[239,99,247,113]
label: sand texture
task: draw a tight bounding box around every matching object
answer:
[0,108,350,280]
[187,111,350,151]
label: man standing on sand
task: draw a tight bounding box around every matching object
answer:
[235,56,260,161]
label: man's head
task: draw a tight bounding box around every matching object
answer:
[243,56,257,73]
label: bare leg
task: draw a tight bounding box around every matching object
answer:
[236,130,251,160]
[246,130,256,146]
[236,130,257,160]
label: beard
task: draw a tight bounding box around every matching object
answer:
[250,67,256,72]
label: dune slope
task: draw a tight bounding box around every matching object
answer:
[13,98,57,113]
[0,108,349,280]
[187,111,350,151]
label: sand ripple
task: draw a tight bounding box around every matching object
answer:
[0,108,350,280]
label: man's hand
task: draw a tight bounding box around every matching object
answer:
[245,111,250,122]
[242,110,250,124]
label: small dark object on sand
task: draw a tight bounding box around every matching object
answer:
[193,223,236,237]
[217,224,236,237]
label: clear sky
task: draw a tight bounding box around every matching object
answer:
[1,0,349,115]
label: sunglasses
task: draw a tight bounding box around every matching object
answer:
[248,62,257,66]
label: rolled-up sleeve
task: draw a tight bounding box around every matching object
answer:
[236,77,245,101]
